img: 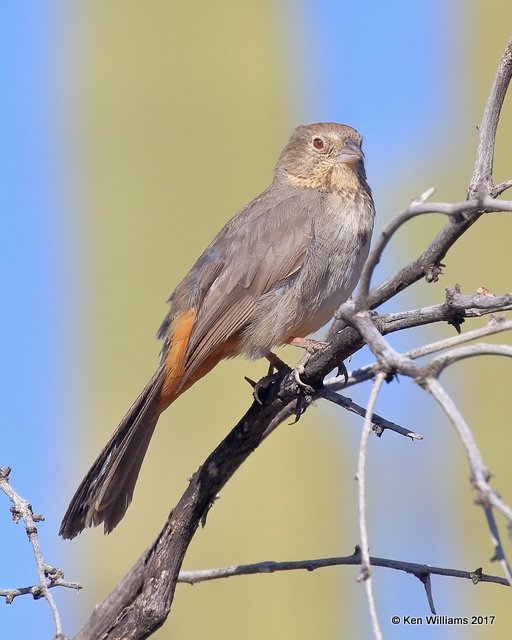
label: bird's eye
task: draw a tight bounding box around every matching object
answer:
[312,137,325,150]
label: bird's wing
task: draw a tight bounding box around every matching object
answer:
[179,187,316,379]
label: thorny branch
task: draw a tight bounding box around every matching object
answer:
[177,549,510,592]
[0,467,81,639]
[73,37,512,640]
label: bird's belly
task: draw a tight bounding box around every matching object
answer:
[240,277,353,359]
[290,281,351,337]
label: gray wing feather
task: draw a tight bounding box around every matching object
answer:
[166,185,315,380]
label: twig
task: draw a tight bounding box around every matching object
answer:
[483,506,512,585]
[177,550,510,587]
[0,577,83,605]
[318,387,423,440]
[467,36,512,198]
[378,289,512,333]
[424,343,512,377]
[400,316,512,360]
[355,373,386,640]
[494,178,512,196]
[0,467,81,638]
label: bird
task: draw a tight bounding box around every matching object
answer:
[59,122,375,539]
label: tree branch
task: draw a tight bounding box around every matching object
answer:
[318,387,423,440]
[177,550,511,589]
[327,315,512,390]
[494,178,512,196]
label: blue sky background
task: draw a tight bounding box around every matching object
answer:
[1,2,499,638]
[1,4,83,637]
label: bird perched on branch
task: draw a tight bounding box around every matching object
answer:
[60,122,375,539]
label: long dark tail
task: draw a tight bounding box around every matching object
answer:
[59,370,165,539]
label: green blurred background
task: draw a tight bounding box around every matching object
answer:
[2,1,511,638]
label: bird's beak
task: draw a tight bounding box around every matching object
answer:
[335,140,363,165]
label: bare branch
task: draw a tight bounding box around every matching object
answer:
[339,307,421,379]
[424,343,512,378]
[327,316,512,390]
[177,550,510,588]
[318,387,423,440]
[468,37,512,198]
[483,506,512,587]
[0,577,83,605]
[356,373,386,640]
[0,467,81,637]
[374,297,512,334]
[421,573,437,615]
[494,179,512,196]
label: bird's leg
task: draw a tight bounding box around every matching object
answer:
[286,337,329,392]
[286,337,329,352]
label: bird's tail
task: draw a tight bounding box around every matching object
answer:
[59,369,167,539]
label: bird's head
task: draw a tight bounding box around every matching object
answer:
[276,122,368,194]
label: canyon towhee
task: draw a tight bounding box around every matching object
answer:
[60,122,375,538]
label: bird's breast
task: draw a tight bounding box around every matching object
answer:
[293,190,374,334]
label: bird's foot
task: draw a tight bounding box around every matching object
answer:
[287,337,329,393]
[292,360,315,394]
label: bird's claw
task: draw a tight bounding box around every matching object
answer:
[288,355,316,424]
[336,361,349,385]
[290,393,309,424]
[253,373,276,404]
[253,367,291,404]
[292,365,315,394]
